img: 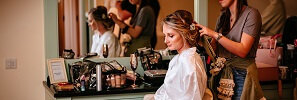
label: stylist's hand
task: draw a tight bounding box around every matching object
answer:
[196,24,218,38]
[109,13,119,22]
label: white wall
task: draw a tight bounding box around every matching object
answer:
[0,0,45,100]
[208,0,221,30]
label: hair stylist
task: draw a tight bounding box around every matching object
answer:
[109,0,156,56]
[196,0,265,99]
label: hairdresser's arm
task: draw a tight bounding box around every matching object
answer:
[115,1,133,20]
[118,10,133,20]
[197,24,254,58]
[109,13,143,38]
[214,32,254,58]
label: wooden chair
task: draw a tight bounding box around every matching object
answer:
[255,47,283,98]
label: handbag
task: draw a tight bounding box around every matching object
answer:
[139,48,163,70]
[259,34,282,57]
[259,36,276,49]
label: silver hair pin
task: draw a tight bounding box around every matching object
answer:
[190,23,196,31]
[102,14,106,19]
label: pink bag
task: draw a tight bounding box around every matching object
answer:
[258,34,282,57]
[259,36,276,49]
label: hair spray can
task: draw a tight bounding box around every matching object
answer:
[96,65,102,91]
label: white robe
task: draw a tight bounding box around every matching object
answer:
[154,47,207,100]
[90,30,121,58]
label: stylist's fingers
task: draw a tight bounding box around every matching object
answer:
[199,28,209,37]
[195,23,204,29]
[108,13,117,20]
[108,13,113,18]
[110,13,118,17]
[200,30,207,36]
[199,30,203,33]
[196,24,206,36]
[108,13,114,17]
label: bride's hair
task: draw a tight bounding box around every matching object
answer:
[163,10,200,47]
[89,6,114,29]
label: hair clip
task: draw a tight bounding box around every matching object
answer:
[190,23,196,31]
[102,14,106,19]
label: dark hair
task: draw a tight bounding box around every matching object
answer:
[88,6,114,29]
[216,0,248,35]
[121,0,136,16]
[163,10,200,47]
[148,0,160,20]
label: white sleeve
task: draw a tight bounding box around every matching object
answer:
[175,56,206,100]
[154,51,207,100]
[90,35,97,53]
[180,72,203,100]
[154,84,169,100]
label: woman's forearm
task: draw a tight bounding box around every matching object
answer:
[216,33,255,58]
[113,19,142,38]
[126,26,142,38]
[114,18,127,29]
[118,10,133,20]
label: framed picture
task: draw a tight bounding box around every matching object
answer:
[47,58,68,84]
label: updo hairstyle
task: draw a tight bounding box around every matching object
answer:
[88,6,114,29]
[163,10,200,47]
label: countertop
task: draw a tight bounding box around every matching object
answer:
[43,81,159,97]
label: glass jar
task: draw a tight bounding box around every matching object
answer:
[115,74,121,88]
[110,74,116,88]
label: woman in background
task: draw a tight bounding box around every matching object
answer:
[145,10,207,100]
[109,0,156,56]
[88,6,121,58]
[196,0,265,99]
[113,0,136,57]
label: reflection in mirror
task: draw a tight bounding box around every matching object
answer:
[58,0,130,58]
[58,0,89,58]
[44,0,207,84]
[55,0,205,58]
